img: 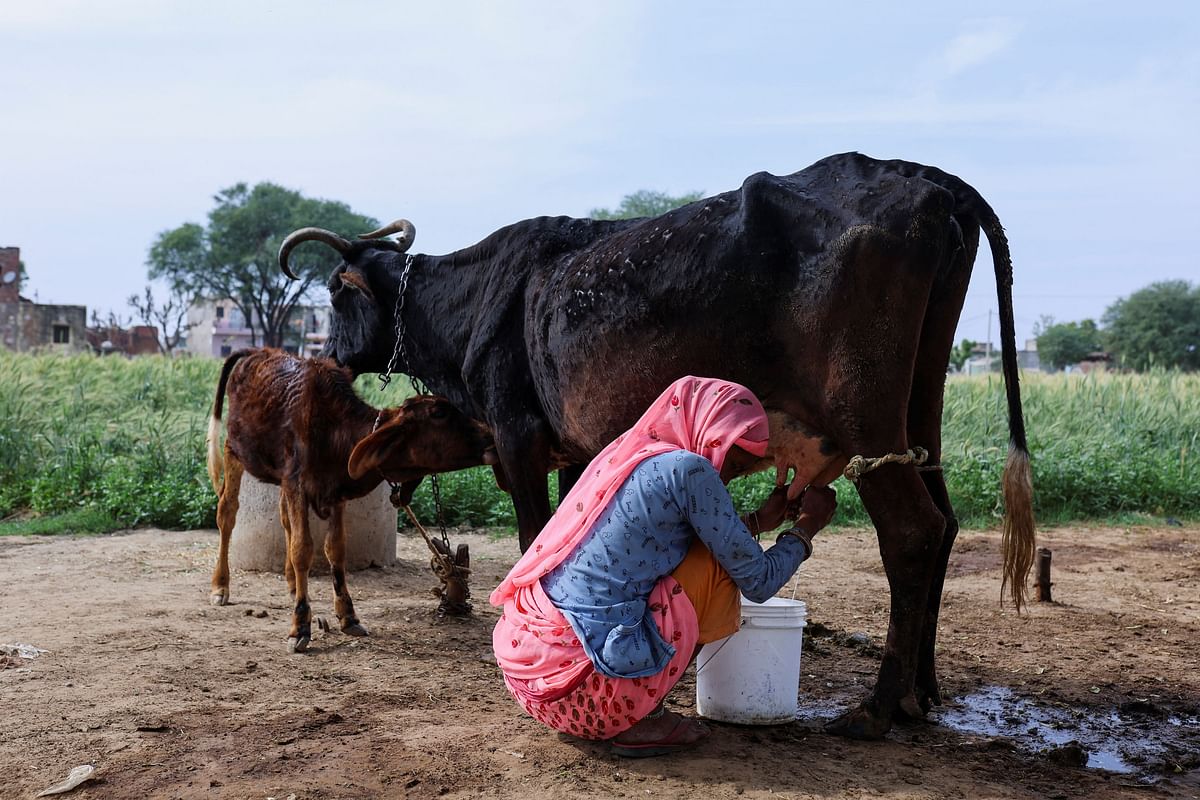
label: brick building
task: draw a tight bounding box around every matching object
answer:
[84,323,162,356]
[0,247,88,353]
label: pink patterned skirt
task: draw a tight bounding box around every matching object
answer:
[494,576,700,740]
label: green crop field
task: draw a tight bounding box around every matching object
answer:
[1,351,1196,536]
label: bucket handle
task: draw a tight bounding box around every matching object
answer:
[694,619,746,674]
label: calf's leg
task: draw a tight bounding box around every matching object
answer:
[209,453,244,606]
[325,503,368,637]
[282,484,315,653]
[278,490,296,603]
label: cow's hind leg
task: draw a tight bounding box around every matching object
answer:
[913,471,957,711]
[325,503,368,637]
[905,220,974,712]
[209,453,243,606]
[826,465,945,740]
[282,484,315,653]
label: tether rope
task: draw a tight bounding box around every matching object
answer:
[842,446,941,484]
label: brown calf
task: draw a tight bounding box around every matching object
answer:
[206,347,496,652]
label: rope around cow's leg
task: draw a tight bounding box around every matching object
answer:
[843,446,940,485]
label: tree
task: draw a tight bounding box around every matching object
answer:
[1102,280,1200,371]
[949,338,977,372]
[147,183,379,349]
[128,284,194,355]
[589,189,704,220]
[1035,318,1103,370]
[89,309,132,330]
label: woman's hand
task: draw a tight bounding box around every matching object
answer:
[743,486,790,535]
[793,485,837,533]
[775,485,837,558]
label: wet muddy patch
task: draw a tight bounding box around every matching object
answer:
[934,686,1198,781]
[793,686,1199,784]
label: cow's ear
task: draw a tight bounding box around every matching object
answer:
[347,420,409,479]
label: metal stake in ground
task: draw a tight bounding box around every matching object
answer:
[400,504,472,617]
[1034,547,1053,602]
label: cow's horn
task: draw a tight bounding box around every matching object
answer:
[358,219,416,253]
[278,228,352,280]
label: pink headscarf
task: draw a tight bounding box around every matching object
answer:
[490,376,770,605]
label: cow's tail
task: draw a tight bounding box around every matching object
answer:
[207,350,250,496]
[973,202,1036,611]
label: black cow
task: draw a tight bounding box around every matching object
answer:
[279,152,1035,740]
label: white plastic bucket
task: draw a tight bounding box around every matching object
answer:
[695,596,806,725]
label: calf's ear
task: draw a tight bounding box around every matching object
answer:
[347,422,409,480]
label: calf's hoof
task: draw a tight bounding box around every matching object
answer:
[342,622,370,637]
[287,635,311,654]
[210,591,229,606]
[825,705,892,740]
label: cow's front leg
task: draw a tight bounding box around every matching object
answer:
[325,503,368,637]
[491,420,555,553]
[282,485,315,653]
[826,465,944,740]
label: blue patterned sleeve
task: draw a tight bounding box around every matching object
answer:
[669,454,807,603]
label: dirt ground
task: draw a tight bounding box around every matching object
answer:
[1,523,1197,800]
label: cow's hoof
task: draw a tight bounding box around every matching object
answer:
[898,693,927,721]
[915,674,942,713]
[825,706,892,740]
[210,591,229,606]
[287,635,310,654]
[342,622,370,637]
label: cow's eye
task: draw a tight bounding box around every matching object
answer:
[430,407,448,420]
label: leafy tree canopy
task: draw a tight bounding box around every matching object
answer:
[1035,318,1103,370]
[1102,280,1200,371]
[147,182,378,349]
[589,189,704,220]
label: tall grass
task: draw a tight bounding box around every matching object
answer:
[0,352,219,529]
[1,350,1196,535]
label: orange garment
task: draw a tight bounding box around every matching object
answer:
[671,539,742,644]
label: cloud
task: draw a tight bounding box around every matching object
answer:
[733,50,1199,157]
[1,0,169,32]
[940,20,1020,76]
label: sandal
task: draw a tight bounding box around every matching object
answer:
[610,711,710,758]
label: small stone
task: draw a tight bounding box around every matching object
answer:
[1044,740,1088,767]
[846,632,873,648]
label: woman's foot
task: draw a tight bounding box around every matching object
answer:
[610,709,709,757]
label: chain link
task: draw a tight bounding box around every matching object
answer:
[371,254,414,433]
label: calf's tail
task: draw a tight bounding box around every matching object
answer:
[207,350,251,495]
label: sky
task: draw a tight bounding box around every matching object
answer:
[3,1,1198,349]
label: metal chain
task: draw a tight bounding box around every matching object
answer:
[372,253,450,549]
[372,254,415,433]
